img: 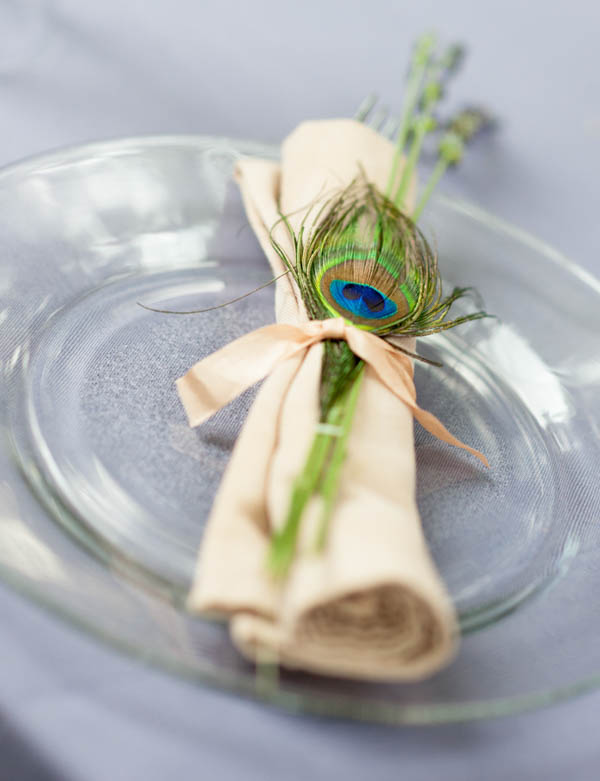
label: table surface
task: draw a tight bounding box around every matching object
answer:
[1,1,599,779]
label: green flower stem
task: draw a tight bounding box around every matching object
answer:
[267,425,333,578]
[392,43,465,210]
[314,362,365,551]
[385,33,436,200]
[411,157,448,221]
[411,125,468,220]
[267,362,366,577]
[393,112,436,209]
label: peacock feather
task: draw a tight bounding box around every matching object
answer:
[269,176,487,419]
[292,177,483,338]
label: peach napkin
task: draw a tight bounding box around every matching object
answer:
[184,120,459,680]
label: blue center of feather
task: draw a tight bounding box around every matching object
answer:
[329,280,397,320]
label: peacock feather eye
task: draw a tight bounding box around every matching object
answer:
[314,255,415,330]
[329,280,397,319]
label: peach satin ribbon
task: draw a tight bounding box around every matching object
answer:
[176,317,488,467]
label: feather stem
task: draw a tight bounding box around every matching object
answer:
[136,271,290,315]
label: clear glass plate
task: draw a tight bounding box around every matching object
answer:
[2,135,600,724]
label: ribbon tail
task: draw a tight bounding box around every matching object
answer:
[410,405,489,467]
[385,374,489,468]
[176,324,310,427]
[347,330,488,467]
[386,374,489,466]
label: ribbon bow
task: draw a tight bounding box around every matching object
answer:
[176,317,488,466]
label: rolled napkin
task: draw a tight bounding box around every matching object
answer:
[184,119,463,681]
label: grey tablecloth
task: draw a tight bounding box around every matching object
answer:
[1,1,599,779]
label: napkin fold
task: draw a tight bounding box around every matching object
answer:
[185,119,459,681]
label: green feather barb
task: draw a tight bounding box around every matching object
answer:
[271,176,487,344]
